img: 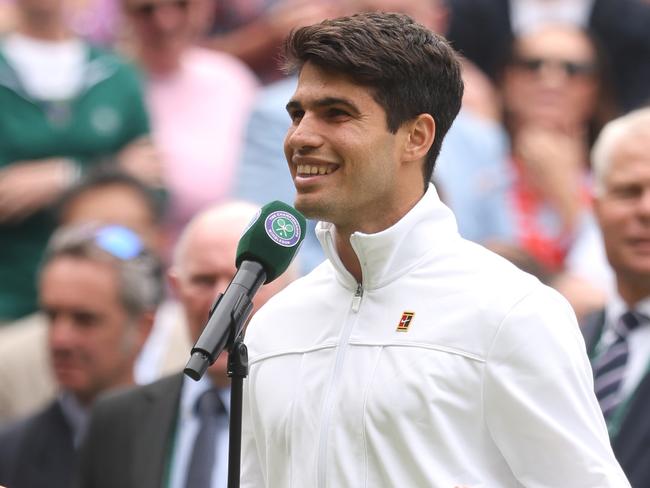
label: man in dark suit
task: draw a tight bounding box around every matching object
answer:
[0,223,162,488]
[582,107,650,487]
[75,201,297,488]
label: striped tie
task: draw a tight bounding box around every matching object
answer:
[593,311,643,420]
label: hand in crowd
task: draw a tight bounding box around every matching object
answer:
[0,158,76,223]
[513,125,587,233]
[116,136,164,188]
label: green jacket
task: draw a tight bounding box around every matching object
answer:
[0,40,150,320]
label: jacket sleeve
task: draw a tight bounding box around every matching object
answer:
[483,286,630,487]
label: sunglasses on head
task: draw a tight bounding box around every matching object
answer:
[129,0,189,17]
[93,225,145,260]
[512,56,597,78]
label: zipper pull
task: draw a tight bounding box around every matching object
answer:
[352,283,363,312]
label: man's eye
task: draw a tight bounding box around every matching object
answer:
[74,312,99,328]
[327,108,349,118]
[611,186,641,199]
[288,110,304,122]
[192,276,216,288]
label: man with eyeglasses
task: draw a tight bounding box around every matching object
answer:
[0,224,164,488]
[74,201,297,488]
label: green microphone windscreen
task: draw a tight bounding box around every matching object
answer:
[236,201,306,283]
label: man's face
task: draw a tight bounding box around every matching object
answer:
[124,0,195,51]
[41,257,141,405]
[15,0,65,18]
[595,127,650,299]
[502,25,599,131]
[284,62,409,234]
[170,220,239,386]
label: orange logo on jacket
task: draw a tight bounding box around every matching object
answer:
[396,312,415,332]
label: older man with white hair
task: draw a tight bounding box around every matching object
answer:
[75,200,298,488]
[581,107,650,486]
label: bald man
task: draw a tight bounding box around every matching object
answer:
[75,201,298,488]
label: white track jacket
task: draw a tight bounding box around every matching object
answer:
[241,185,629,487]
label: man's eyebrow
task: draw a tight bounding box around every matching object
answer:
[286,97,360,114]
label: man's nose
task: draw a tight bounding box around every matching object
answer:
[151,3,184,31]
[49,316,77,350]
[637,188,650,218]
[286,114,324,152]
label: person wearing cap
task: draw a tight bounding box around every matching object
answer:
[0,223,163,488]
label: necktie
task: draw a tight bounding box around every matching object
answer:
[185,388,227,488]
[593,311,643,420]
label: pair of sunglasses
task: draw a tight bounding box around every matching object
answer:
[129,0,189,17]
[93,225,145,260]
[512,56,597,78]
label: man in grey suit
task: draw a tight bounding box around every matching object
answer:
[582,107,650,487]
[75,201,297,488]
[0,223,162,488]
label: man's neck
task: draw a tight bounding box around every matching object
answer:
[617,276,650,309]
[137,46,184,77]
[334,228,362,283]
[17,18,71,41]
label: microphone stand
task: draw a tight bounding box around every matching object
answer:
[227,332,248,488]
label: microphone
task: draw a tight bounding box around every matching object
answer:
[184,201,306,380]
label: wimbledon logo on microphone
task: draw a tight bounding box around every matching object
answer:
[265,211,301,247]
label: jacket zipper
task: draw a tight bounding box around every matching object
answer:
[317,283,364,488]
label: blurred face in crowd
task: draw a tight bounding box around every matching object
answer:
[41,256,149,405]
[123,0,203,68]
[170,204,293,387]
[60,183,162,255]
[595,126,650,305]
[352,0,448,34]
[15,0,66,17]
[502,24,600,131]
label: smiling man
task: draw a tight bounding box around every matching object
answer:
[0,224,162,488]
[241,12,629,487]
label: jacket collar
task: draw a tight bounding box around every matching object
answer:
[0,36,120,98]
[316,183,459,290]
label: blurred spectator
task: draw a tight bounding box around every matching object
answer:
[0,170,180,426]
[75,201,297,488]
[581,107,650,486]
[121,0,260,254]
[65,0,122,46]
[445,25,612,270]
[446,0,650,112]
[0,0,158,322]
[200,0,338,83]
[0,223,162,488]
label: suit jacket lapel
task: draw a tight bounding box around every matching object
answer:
[612,363,650,469]
[132,373,184,488]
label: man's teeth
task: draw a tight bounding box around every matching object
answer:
[297,164,334,176]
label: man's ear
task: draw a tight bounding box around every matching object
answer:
[403,113,436,163]
[168,267,180,297]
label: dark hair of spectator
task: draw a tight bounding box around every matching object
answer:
[282,12,464,186]
[56,167,166,225]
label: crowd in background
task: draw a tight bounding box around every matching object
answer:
[1,0,650,486]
